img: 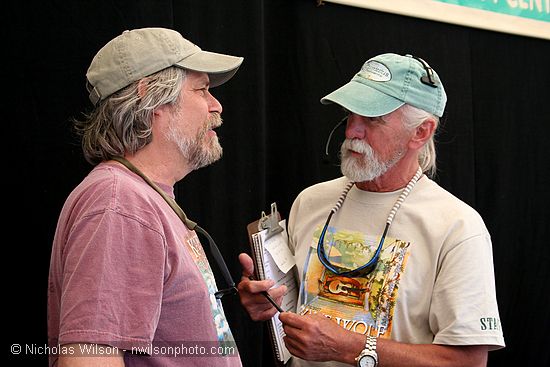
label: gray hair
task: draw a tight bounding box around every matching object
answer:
[399,104,439,178]
[75,67,187,165]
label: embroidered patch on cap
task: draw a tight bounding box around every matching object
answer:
[358,60,391,82]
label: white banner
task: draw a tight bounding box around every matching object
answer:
[322,0,550,40]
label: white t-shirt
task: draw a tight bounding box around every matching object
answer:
[287,176,504,367]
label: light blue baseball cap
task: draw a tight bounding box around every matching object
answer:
[321,53,447,117]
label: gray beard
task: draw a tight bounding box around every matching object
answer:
[166,113,223,170]
[340,139,404,182]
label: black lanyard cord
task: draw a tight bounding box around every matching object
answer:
[111,157,237,299]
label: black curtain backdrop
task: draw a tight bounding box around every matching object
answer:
[10,0,549,366]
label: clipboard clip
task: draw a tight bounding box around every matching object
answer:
[258,202,284,239]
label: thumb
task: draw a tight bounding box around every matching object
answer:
[238,253,255,278]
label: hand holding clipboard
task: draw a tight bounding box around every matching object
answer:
[245,202,298,365]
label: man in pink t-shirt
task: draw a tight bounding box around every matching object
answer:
[48,27,243,367]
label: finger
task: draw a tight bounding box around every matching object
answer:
[279,311,305,328]
[283,335,301,357]
[268,284,287,301]
[246,300,280,321]
[239,287,283,314]
[256,305,279,320]
[282,321,300,339]
[241,292,277,307]
[238,253,255,277]
[238,278,275,294]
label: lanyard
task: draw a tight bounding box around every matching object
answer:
[112,157,237,299]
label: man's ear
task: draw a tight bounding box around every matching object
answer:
[409,118,436,150]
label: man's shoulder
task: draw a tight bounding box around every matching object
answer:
[74,162,146,198]
[289,177,350,218]
[297,176,350,199]
[418,177,476,209]
[68,162,168,217]
[415,177,486,227]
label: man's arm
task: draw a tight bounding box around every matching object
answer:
[279,312,488,367]
[58,343,125,367]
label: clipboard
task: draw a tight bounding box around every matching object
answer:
[247,202,284,245]
[247,202,298,366]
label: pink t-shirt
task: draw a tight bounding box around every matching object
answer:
[48,162,241,367]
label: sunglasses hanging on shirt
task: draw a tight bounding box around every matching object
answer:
[317,168,423,278]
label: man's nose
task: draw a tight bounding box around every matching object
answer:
[208,91,223,114]
[345,113,366,140]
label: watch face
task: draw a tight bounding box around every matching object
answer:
[359,355,376,367]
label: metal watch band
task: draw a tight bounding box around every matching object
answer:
[355,335,378,367]
[366,335,377,352]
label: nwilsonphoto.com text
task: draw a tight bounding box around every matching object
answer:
[10,342,238,358]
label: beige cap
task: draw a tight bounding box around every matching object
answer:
[86,27,244,105]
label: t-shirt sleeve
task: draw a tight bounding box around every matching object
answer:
[429,232,505,349]
[287,194,303,254]
[58,208,166,351]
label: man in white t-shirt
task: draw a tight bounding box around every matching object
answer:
[238,53,504,367]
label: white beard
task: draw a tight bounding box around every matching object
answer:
[340,138,404,182]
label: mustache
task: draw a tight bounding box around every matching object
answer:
[341,138,371,155]
[207,113,223,130]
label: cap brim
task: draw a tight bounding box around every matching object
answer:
[175,50,244,88]
[321,80,404,117]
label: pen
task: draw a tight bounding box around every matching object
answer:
[248,276,284,313]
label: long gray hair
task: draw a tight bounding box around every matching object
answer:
[400,104,440,178]
[75,67,187,165]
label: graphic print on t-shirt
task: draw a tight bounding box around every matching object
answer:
[184,231,236,352]
[299,225,411,338]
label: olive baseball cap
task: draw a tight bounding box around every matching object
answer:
[86,27,244,105]
[321,53,446,117]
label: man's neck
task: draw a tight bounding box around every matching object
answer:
[354,162,421,192]
[121,148,191,187]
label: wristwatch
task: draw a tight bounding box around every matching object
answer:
[355,335,378,367]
